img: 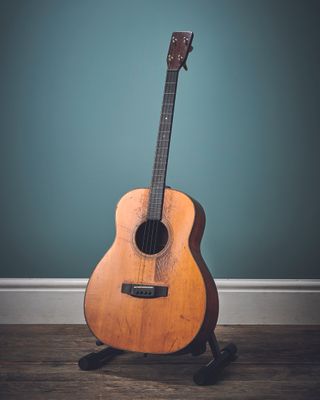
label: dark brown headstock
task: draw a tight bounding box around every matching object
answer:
[167,31,194,71]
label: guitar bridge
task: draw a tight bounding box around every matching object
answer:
[121,283,168,299]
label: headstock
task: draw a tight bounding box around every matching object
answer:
[167,31,194,71]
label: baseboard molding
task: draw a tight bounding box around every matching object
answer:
[0,278,319,324]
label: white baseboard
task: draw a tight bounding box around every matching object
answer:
[0,278,319,324]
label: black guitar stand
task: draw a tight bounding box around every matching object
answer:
[78,333,237,386]
[193,333,237,385]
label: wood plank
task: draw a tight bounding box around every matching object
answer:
[1,362,320,382]
[1,325,319,363]
[1,380,319,400]
[0,325,319,400]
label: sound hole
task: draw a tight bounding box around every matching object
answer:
[135,220,168,255]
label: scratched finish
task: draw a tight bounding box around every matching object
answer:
[84,187,218,354]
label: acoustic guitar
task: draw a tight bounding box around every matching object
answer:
[84,31,219,355]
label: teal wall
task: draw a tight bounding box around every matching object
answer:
[1,0,319,278]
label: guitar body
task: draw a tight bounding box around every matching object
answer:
[84,187,219,354]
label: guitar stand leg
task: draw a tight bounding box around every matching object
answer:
[193,332,237,386]
[78,341,124,371]
[79,334,237,384]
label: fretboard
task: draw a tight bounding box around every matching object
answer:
[147,70,179,220]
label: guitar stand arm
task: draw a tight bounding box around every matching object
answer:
[193,333,237,385]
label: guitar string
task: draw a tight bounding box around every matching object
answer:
[144,71,178,274]
[138,71,171,281]
[138,100,165,281]
[150,70,177,258]
[147,93,168,257]
[137,70,172,281]
[147,71,177,263]
[145,71,173,262]
[148,85,173,256]
[139,71,178,281]
[139,93,167,280]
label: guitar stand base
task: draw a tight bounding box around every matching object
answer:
[193,333,237,385]
[78,333,237,386]
[78,344,124,371]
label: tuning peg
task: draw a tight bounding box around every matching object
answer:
[183,62,188,71]
[172,36,178,44]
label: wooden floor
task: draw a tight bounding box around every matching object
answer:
[0,325,319,399]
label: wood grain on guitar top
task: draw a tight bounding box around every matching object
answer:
[84,188,219,354]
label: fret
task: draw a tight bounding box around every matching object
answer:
[149,199,164,202]
[149,199,164,203]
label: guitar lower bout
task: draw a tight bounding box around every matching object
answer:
[84,187,219,354]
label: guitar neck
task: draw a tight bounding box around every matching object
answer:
[147,69,179,221]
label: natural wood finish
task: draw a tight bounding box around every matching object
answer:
[84,188,218,354]
[0,325,319,400]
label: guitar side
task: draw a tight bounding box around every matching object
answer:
[84,187,219,354]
